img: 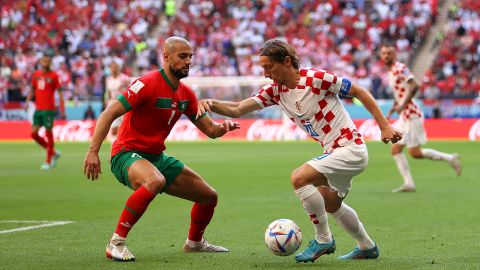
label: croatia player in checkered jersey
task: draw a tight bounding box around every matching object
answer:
[380,45,462,193]
[197,39,403,262]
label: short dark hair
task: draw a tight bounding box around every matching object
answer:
[260,39,300,69]
[380,42,396,49]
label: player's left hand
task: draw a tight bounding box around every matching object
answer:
[380,125,403,144]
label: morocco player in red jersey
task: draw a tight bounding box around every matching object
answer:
[26,55,65,170]
[381,45,461,193]
[84,37,239,262]
[197,39,403,263]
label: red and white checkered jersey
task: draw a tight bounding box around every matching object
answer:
[252,68,363,153]
[388,62,423,120]
[106,73,131,106]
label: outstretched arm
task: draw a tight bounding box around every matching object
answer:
[349,83,403,144]
[193,114,240,139]
[196,97,261,119]
[84,100,126,180]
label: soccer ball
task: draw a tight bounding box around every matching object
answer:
[264,219,303,256]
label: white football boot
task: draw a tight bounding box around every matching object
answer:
[106,233,136,262]
[40,163,51,170]
[449,154,462,176]
[183,238,229,252]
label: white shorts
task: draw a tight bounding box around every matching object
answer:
[395,117,427,148]
[111,116,123,129]
[306,143,368,198]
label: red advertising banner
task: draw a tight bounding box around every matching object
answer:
[0,119,479,141]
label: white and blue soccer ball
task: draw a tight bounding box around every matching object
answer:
[264,219,303,256]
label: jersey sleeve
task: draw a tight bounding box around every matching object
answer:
[251,84,279,108]
[183,88,200,121]
[117,78,147,112]
[312,70,352,97]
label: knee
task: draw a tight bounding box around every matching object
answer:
[207,190,218,205]
[290,170,306,190]
[391,148,401,155]
[324,199,342,213]
[143,176,166,194]
[410,151,423,159]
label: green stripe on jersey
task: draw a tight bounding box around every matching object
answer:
[117,95,132,112]
[156,98,172,109]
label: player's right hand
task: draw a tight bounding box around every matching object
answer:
[196,99,213,119]
[84,151,102,180]
[380,125,403,144]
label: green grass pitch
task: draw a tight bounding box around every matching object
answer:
[0,141,479,270]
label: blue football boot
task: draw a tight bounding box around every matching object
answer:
[338,244,379,260]
[295,238,336,263]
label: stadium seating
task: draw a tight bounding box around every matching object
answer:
[422,0,480,98]
[5,0,472,104]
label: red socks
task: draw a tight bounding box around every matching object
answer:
[45,130,54,163]
[31,132,47,149]
[115,186,156,238]
[188,198,217,242]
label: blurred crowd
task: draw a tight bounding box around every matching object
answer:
[0,0,478,107]
[422,0,480,99]
[172,0,437,99]
[0,0,172,103]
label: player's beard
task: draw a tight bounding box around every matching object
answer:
[171,66,189,79]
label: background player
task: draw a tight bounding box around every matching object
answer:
[380,44,462,193]
[25,54,64,170]
[104,61,130,141]
[197,39,402,262]
[84,37,239,262]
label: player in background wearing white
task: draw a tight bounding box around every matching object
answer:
[380,45,462,193]
[105,62,130,141]
[197,39,403,262]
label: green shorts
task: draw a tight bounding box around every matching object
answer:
[33,110,56,129]
[110,150,185,193]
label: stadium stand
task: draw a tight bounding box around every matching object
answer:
[1,0,477,111]
[422,0,480,99]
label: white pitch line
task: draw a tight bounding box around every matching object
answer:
[0,221,74,234]
[0,220,57,223]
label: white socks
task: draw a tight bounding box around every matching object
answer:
[295,185,332,244]
[393,153,415,187]
[421,148,453,162]
[330,203,375,250]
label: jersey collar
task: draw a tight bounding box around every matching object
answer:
[159,68,177,91]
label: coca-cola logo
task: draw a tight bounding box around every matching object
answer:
[358,119,402,141]
[468,119,480,141]
[246,120,308,141]
[39,120,95,141]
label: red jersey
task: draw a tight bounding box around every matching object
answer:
[112,69,199,156]
[31,70,61,111]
